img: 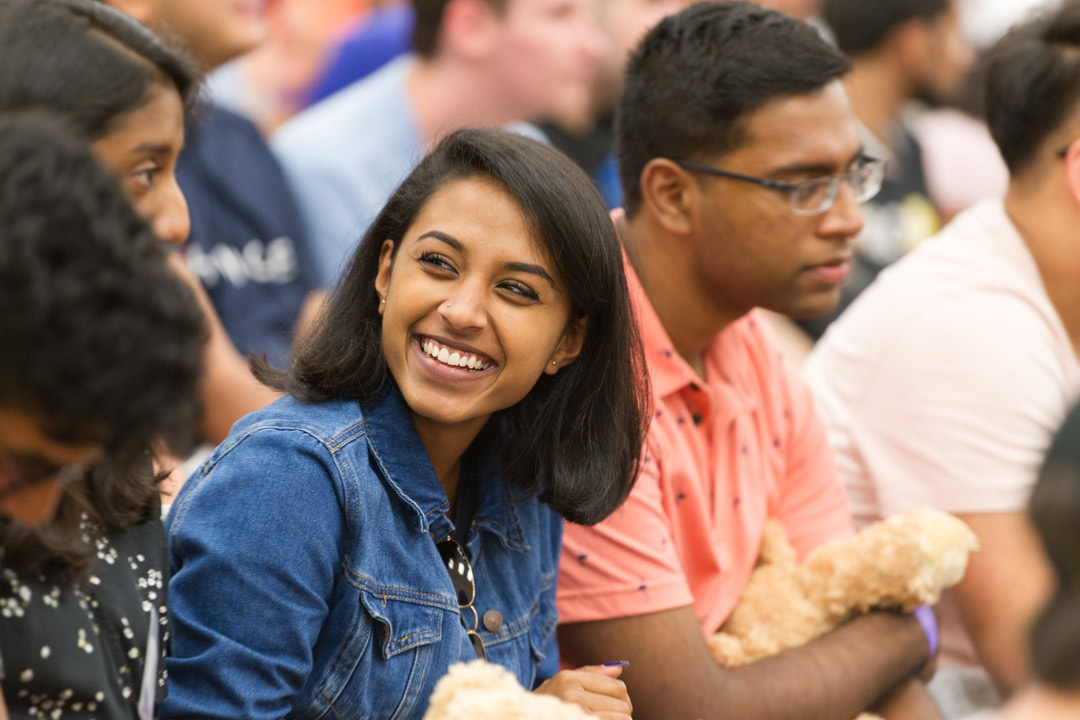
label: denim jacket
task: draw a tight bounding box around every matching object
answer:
[161,390,562,720]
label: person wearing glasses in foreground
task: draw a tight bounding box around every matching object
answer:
[556,4,944,719]
[805,4,1080,717]
[161,127,648,720]
[0,111,204,718]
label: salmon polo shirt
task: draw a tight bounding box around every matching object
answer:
[557,214,854,635]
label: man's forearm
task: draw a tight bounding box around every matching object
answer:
[560,606,932,720]
[719,611,931,720]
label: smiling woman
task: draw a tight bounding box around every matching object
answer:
[161,128,650,720]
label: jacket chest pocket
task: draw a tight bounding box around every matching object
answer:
[303,586,457,720]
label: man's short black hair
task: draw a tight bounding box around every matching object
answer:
[823,0,952,56]
[982,0,1080,175]
[616,1,851,216]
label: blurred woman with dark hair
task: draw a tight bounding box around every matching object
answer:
[0,0,281,452]
[0,111,204,718]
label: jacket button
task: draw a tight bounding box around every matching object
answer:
[482,609,503,632]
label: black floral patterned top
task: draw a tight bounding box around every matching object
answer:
[0,515,169,719]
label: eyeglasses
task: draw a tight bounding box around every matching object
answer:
[0,448,87,503]
[672,157,885,216]
[437,537,487,661]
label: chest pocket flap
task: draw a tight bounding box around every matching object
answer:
[359,590,449,660]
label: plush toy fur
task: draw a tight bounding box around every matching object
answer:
[706,508,978,720]
[424,661,595,720]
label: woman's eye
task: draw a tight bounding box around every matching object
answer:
[500,281,540,302]
[132,166,159,189]
[417,252,455,272]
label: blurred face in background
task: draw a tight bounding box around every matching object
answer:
[911,1,975,106]
[591,0,689,112]
[92,81,190,245]
[157,0,269,70]
[0,408,103,528]
[488,0,608,122]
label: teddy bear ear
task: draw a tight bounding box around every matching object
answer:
[757,518,797,567]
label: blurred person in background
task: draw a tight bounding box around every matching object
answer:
[913,0,1060,222]
[272,0,607,287]
[805,2,1080,716]
[798,0,975,343]
[105,0,326,371]
[0,110,204,719]
[970,399,1080,720]
[0,0,281,455]
[540,0,690,209]
[308,0,417,106]
[213,0,370,133]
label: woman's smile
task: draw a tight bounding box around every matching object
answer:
[416,335,496,375]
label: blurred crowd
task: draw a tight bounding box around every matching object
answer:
[2,0,1079,719]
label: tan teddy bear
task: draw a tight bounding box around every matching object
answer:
[423,660,596,720]
[707,508,979,720]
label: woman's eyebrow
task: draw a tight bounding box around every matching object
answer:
[503,261,554,287]
[418,230,555,287]
[418,230,464,251]
[129,142,174,156]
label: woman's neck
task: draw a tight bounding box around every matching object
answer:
[411,414,490,515]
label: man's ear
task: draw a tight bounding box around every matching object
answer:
[546,316,588,374]
[374,240,395,314]
[1065,141,1080,209]
[638,158,698,237]
[440,0,501,62]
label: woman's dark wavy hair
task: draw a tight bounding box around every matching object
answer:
[258,128,649,525]
[0,0,197,139]
[1027,399,1080,691]
[0,112,205,584]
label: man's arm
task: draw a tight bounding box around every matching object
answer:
[948,512,1053,697]
[559,605,935,720]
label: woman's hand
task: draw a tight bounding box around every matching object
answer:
[534,663,633,719]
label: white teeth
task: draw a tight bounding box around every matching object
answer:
[422,339,489,371]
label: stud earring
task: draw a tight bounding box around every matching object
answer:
[550,360,558,367]
[380,298,385,306]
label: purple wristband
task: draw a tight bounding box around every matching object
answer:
[912,605,938,660]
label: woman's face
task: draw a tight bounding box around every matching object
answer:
[375,177,585,436]
[0,408,103,528]
[92,82,189,246]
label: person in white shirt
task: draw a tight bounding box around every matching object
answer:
[805,3,1080,716]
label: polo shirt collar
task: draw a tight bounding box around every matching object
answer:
[615,210,713,400]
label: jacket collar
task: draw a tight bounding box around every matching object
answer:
[359,388,528,551]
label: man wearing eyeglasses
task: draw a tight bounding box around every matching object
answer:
[556,3,943,719]
[804,4,1080,717]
